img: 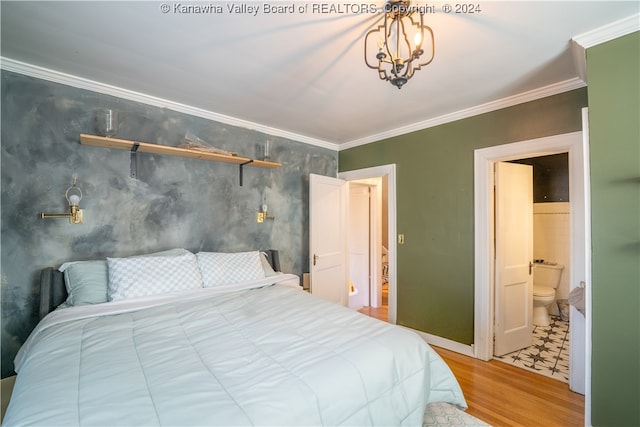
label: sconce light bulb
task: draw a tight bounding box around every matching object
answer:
[69,194,81,206]
[262,204,268,213]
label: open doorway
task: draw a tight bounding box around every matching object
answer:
[346,178,389,322]
[339,165,397,324]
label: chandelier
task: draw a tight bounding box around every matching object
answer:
[364,0,434,89]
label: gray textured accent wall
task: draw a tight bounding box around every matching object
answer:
[1,71,337,378]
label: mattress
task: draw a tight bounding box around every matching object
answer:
[3,275,465,426]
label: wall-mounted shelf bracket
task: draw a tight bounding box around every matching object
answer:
[130,142,140,179]
[239,160,254,186]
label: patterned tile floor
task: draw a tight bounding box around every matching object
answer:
[494,316,569,383]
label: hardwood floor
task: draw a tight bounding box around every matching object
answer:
[434,346,585,427]
[357,283,389,320]
[356,300,585,426]
[357,304,387,320]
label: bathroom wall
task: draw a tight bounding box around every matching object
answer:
[0,70,337,378]
[533,202,571,313]
[512,153,569,203]
[517,153,571,314]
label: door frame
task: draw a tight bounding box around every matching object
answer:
[339,164,397,324]
[474,126,591,403]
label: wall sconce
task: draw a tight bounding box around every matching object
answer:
[256,203,275,223]
[40,176,84,224]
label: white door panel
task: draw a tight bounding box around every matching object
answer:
[309,174,348,305]
[494,162,534,356]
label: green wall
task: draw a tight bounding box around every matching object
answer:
[339,88,587,343]
[587,32,640,426]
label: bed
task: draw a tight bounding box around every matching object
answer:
[3,249,466,426]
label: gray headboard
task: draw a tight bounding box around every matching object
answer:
[39,249,282,320]
[39,267,68,320]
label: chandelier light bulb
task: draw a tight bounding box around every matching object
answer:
[414,32,422,46]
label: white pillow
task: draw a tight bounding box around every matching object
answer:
[59,248,191,307]
[196,251,266,287]
[107,252,203,301]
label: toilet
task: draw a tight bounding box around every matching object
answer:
[533,262,564,326]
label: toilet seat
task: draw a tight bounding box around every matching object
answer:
[533,286,555,297]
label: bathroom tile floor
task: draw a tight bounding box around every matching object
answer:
[494,316,569,383]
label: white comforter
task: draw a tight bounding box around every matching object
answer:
[4,275,465,426]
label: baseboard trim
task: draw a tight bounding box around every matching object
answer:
[400,326,476,358]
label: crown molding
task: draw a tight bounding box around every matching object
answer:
[340,77,587,151]
[0,57,340,152]
[573,13,640,49]
[0,57,589,152]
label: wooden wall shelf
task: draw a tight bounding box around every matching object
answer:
[80,133,280,185]
[80,134,281,169]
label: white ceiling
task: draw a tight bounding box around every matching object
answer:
[1,1,638,149]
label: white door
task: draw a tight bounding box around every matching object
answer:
[309,174,348,305]
[494,162,534,356]
[348,183,370,309]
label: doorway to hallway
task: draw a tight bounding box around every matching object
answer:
[339,164,396,324]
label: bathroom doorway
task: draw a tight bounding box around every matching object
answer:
[493,153,572,382]
[473,127,590,401]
